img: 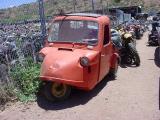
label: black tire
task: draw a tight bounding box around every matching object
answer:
[135,28,141,39]
[134,52,140,66]
[128,43,140,66]
[148,42,151,46]
[123,55,133,65]
[158,39,160,46]
[43,82,71,102]
[109,59,119,78]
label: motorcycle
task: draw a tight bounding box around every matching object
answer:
[134,25,141,40]
[118,29,140,66]
[148,30,160,46]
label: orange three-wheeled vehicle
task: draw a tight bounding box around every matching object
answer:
[39,13,119,101]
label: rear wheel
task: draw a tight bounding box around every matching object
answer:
[44,82,71,102]
[109,59,119,78]
[124,55,133,65]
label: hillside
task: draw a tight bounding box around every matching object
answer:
[0,0,160,23]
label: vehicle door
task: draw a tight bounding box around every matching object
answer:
[99,25,112,81]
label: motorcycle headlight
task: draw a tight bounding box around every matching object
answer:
[80,57,89,67]
[38,53,45,62]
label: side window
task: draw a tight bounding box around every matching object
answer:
[103,25,110,45]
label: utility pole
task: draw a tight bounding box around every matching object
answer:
[38,0,46,41]
[73,0,77,12]
[106,0,109,14]
[101,0,104,14]
[91,0,95,12]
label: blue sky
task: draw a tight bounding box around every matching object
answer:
[0,0,36,9]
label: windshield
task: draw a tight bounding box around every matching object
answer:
[48,20,99,45]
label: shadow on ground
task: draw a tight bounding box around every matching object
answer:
[120,64,139,68]
[146,44,159,47]
[154,47,160,68]
[37,75,116,110]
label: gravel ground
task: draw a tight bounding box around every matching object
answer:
[0,32,160,120]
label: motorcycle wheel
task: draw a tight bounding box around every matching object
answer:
[43,82,71,102]
[158,39,160,46]
[135,32,141,39]
[125,55,133,65]
[133,52,140,66]
[128,44,140,66]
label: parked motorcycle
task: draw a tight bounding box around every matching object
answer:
[148,29,160,46]
[119,29,140,66]
[134,25,141,40]
[111,29,122,50]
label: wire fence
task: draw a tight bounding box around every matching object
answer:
[0,22,44,85]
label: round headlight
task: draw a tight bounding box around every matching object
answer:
[80,57,89,67]
[38,53,45,62]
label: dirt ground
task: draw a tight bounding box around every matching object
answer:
[0,32,160,120]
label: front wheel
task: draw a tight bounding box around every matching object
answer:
[158,39,160,46]
[134,52,140,66]
[44,82,71,102]
[128,43,140,66]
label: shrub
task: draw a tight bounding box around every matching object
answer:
[10,59,41,102]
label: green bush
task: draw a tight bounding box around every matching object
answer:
[10,60,41,102]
